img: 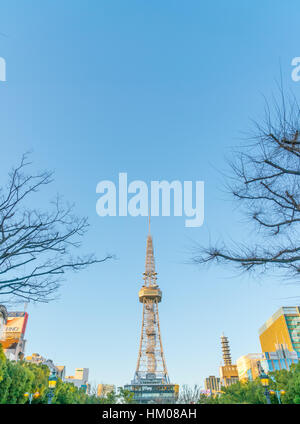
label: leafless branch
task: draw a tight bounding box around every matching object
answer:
[193,90,300,277]
[0,154,112,303]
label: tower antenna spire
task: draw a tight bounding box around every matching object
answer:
[148,208,151,234]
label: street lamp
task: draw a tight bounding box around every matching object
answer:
[269,389,285,404]
[260,370,271,404]
[48,370,58,404]
[24,392,40,404]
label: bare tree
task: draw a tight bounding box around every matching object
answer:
[177,384,202,404]
[0,154,111,303]
[193,91,300,277]
[88,382,99,397]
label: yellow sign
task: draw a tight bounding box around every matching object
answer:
[48,381,57,389]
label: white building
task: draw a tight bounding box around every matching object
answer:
[64,368,89,393]
[0,305,8,340]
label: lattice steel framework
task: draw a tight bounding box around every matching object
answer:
[133,230,169,384]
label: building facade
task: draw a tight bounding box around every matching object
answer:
[237,346,300,381]
[25,353,66,378]
[259,306,300,353]
[219,334,239,387]
[125,382,179,404]
[204,376,220,393]
[65,368,90,393]
[97,384,115,397]
[262,345,300,373]
[237,353,264,381]
[0,305,8,341]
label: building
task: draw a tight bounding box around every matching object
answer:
[25,353,66,378]
[26,354,88,389]
[97,384,115,397]
[237,346,300,382]
[124,227,178,404]
[236,307,300,382]
[56,366,66,380]
[74,368,89,382]
[219,334,239,387]
[1,311,28,361]
[25,352,47,365]
[262,344,300,373]
[65,368,90,393]
[204,376,220,393]
[259,306,300,353]
[237,353,264,382]
[0,305,8,340]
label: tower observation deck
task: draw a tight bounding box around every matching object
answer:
[124,227,178,404]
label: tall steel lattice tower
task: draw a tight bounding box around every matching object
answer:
[133,227,169,384]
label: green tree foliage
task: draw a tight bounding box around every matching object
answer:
[198,380,266,404]
[0,343,137,404]
[117,387,134,404]
[198,393,219,404]
[99,390,118,404]
[0,344,49,404]
[0,344,11,403]
[270,362,300,404]
[0,344,103,404]
[97,387,134,404]
[198,363,300,405]
[219,380,266,404]
[25,362,50,403]
[52,379,85,404]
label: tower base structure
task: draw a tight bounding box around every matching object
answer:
[124,375,179,404]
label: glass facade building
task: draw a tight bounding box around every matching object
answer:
[259,307,300,353]
[262,346,300,372]
[237,348,300,381]
[124,377,179,404]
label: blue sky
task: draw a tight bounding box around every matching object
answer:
[1,0,300,388]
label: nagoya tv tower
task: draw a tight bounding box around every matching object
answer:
[125,220,178,404]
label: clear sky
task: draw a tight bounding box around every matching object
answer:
[1,0,300,388]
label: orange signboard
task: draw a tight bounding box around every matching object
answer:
[1,312,28,350]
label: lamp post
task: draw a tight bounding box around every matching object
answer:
[269,389,285,404]
[48,370,58,404]
[268,374,285,404]
[24,392,40,404]
[260,370,271,404]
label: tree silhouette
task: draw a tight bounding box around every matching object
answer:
[193,91,300,278]
[0,154,111,303]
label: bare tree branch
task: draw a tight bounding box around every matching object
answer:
[0,154,112,303]
[193,90,300,277]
